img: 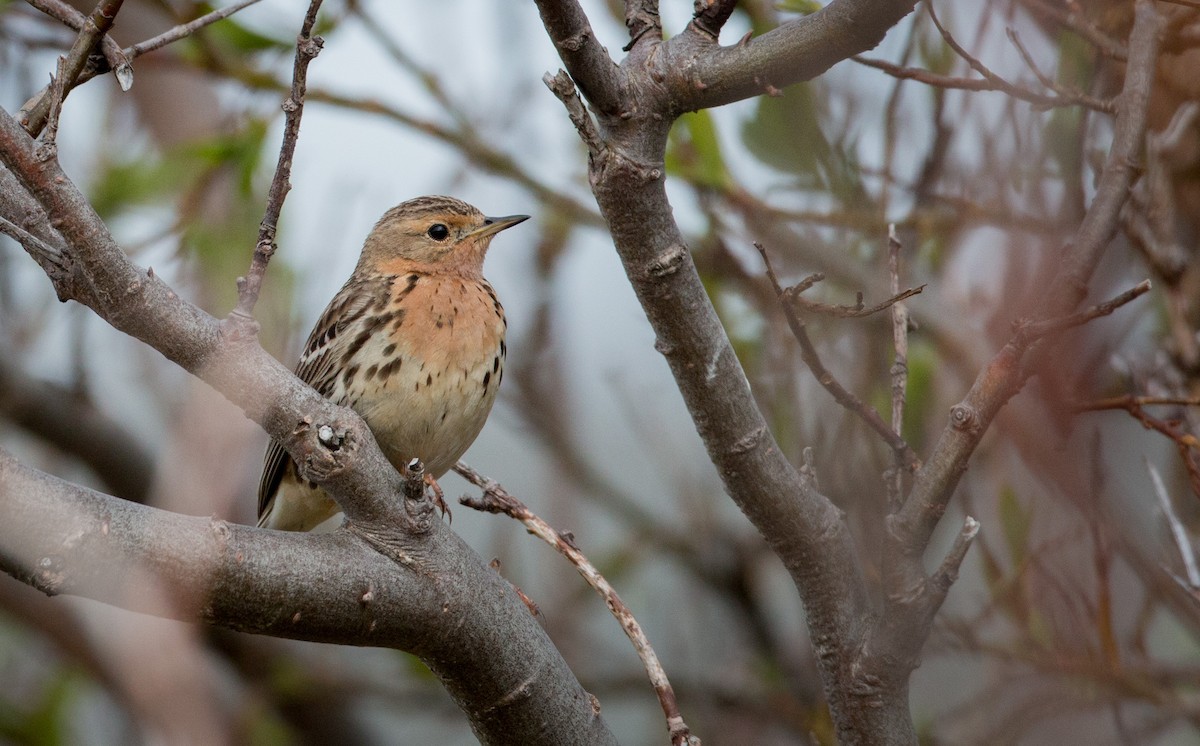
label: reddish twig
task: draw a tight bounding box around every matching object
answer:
[1017,280,1151,343]
[455,462,700,746]
[232,0,324,319]
[1078,394,1200,499]
[756,241,920,468]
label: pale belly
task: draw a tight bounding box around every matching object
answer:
[260,274,505,532]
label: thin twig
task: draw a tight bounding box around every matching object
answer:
[1017,0,1127,61]
[0,214,68,272]
[915,3,1117,114]
[18,0,126,137]
[930,516,980,593]
[1083,394,1200,499]
[1075,395,1200,412]
[232,0,324,319]
[125,0,263,59]
[757,242,920,468]
[787,280,925,319]
[16,0,263,135]
[455,462,700,746]
[25,0,132,90]
[542,70,605,158]
[887,225,910,510]
[852,55,1116,114]
[1018,280,1151,343]
[1146,460,1200,589]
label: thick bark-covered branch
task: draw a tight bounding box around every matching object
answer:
[543,67,878,740]
[533,0,623,114]
[0,85,614,746]
[0,452,613,745]
[671,0,920,111]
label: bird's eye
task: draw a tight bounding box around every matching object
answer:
[427,223,450,241]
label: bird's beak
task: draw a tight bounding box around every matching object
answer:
[469,214,530,239]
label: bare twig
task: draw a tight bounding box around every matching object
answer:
[542,70,605,158]
[25,0,132,90]
[41,56,69,147]
[788,280,925,319]
[1083,394,1200,499]
[1147,460,1200,589]
[455,462,700,746]
[531,0,623,115]
[125,0,263,59]
[930,516,981,593]
[17,0,264,129]
[1075,395,1200,411]
[0,213,68,274]
[853,55,1116,113]
[861,4,1120,114]
[18,0,126,137]
[757,241,920,468]
[1017,0,1127,61]
[232,0,324,319]
[1018,280,1151,343]
[887,225,910,510]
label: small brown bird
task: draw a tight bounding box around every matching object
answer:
[257,196,528,531]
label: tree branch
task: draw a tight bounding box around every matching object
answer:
[0,451,615,745]
[671,0,921,111]
[0,97,616,744]
[894,0,1165,573]
[18,0,126,137]
[456,463,699,746]
[233,0,324,319]
[757,241,919,468]
[532,0,624,115]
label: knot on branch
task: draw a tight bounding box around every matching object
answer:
[559,31,590,52]
[647,244,688,279]
[291,417,356,487]
[949,404,978,433]
[33,554,66,596]
[399,458,439,531]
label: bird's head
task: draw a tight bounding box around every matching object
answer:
[360,195,528,277]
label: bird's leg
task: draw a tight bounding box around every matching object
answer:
[426,474,451,521]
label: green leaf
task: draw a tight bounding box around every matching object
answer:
[998,486,1032,567]
[740,83,867,204]
[0,667,81,746]
[666,111,731,190]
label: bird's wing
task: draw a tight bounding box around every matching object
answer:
[257,278,386,521]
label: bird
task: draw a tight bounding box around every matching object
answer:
[257,195,528,531]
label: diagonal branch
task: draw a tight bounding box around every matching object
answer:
[26,0,132,91]
[894,0,1165,557]
[532,0,624,115]
[456,463,700,746]
[232,0,324,319]
[672,0,921,111]
[18,0,126,137]
[757,242,920,468]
